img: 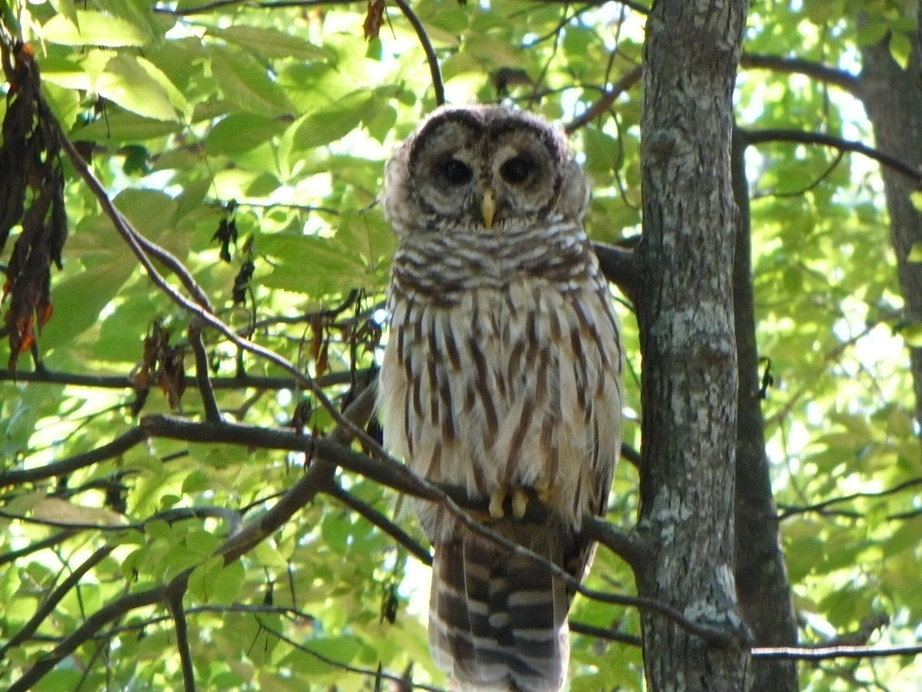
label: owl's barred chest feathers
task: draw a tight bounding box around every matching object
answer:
[390,219,597,300]
[383,220,619,528]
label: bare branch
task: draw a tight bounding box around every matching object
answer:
[739,128,922,184]
[0,545,114,659]
[392,0,445,106]
[593,240,640,301]
[565,64,643,133]
[166,581,196,692]
[189,321,221,423]
[752,643,922,661]
[0,530,76,566]
[740,53,861,96]
[0,367,365,390]
[7,586,164,691]
[325,481,432,565]
[0,427,145,488]
[569,620,642,647]
[260,618,445,691]
[777,477,922,521]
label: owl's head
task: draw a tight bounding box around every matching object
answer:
[384,105,588,235]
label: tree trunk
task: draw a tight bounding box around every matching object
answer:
[731,131,799,692]
[859,20,922,435]
[636,1,751,689]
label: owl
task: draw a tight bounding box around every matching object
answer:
[378,105,623,692]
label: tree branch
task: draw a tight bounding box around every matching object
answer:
[325,481,432,565]
[0,545,114,659]
[0,427,146,488]
[166,580,196,692]
[593,240,640,301]
[777,477,922,520]
[740,53,861,96]
[392,0,445,106]
[7,586,165,692]
[739,127,922,184]
[188,321,221,422]
[0,367,365,390]
[752,642,922,660]
[565,64,643,133]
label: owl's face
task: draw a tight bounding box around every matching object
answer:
[385,106,588,235]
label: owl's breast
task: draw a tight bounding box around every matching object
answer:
[379,261,623,539]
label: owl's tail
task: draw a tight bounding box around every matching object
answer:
[429,526,570,692]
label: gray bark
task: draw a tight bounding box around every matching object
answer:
[636,1,752,689]
[859,26,922,434]
[731,131,799,692]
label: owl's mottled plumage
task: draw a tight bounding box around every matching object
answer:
[379,105,622,692]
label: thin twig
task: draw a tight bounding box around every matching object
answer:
[392,0,444,105]
[0,368,365,390]
[565,64,643,133]
[189,320,221,422]
[0,545,114,658]
[166,582,196,692]
[325,481,432,564]
[740,128,922,184]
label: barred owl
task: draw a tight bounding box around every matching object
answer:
[379,105,622,692]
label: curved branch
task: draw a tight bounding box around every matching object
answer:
[0,545,114,659]
[740,53,861,96]
[7,586,164,692]
[325,481,432,565]
[392,0,445,106]
[0,530,76,566]
[739,127,922,184]
[189,321,221,423]
[777,477,922,521]
[565,64,643,133]
[0,427,145,488]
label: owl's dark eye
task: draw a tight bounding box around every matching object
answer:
[500,156,531,184]
[440,158,473,185]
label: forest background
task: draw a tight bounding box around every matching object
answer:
[1,0,921,690]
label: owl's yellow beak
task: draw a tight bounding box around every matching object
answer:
[481,187,496,229]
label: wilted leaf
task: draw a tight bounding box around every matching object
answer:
[32,497,128,526]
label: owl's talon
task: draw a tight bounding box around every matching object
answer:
[533,479,551,504]
[488,489,506,518]
[511,489,529,518]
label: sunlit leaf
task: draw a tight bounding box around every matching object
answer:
[210,25,330,61]
[209,45,296,116]
[41,10,150,47]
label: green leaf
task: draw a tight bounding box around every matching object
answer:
[209,45,295,116]
[41,257,136,351]
[889,31,912,70]
[41,10,151,47]
[279,635,362,675]
[210,25,330,61]
[96,54,184,121]
[72,112,183,142]
[207,112,287,156]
